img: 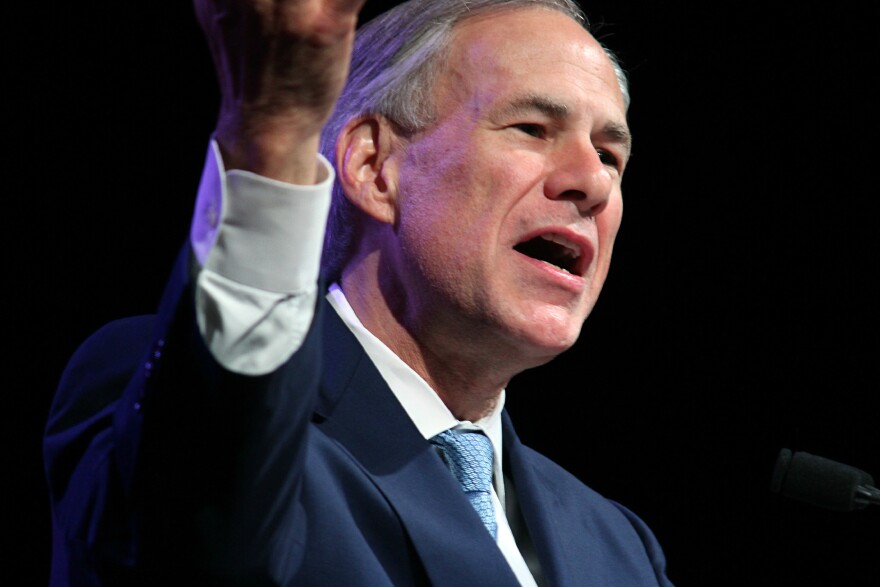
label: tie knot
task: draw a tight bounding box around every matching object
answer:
[431,429,494,493]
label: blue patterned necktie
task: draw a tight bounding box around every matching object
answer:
[431,429,498,539]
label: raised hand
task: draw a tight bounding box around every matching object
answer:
[193,0,367,182]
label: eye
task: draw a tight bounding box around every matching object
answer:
[597,148,621,170]
[512,123,546,139]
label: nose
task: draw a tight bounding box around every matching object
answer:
[543,136,614,216]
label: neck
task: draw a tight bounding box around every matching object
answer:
[340,255,519,423]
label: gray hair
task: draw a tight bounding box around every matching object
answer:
[319,0,630,282]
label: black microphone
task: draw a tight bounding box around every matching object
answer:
[771,448,880,511]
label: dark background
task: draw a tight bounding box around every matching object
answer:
[12,1,878,584]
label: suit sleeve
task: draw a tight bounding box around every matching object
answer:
[44,143,335,585]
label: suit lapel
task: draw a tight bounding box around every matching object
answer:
[315,302,521,586]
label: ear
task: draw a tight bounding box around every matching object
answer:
[335,115,402,226]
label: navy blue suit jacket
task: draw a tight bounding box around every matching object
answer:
[45,246,673,586]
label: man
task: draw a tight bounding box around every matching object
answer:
[44,0,673,585]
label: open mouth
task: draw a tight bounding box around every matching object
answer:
[514,233,583,276]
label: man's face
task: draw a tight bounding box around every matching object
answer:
[384,7,630,369]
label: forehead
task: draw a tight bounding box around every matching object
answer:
[435,7,626,119]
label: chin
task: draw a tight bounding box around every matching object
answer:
[506,313,584,366]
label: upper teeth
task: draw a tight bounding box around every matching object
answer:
[539,233,580,258]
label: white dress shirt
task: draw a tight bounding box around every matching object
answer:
[189,140,540,586]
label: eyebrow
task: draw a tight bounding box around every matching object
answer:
[501,95,570,121]
[500,94,632,157]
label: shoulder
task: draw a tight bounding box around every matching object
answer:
[62,315,156,391]
[47,315,156,434]
[511,441,674,585]
[515,442,622,515]
[517,443,659,536]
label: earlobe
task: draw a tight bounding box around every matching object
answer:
[336,116,401,225]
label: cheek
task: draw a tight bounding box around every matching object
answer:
[591,200,623,293]
[395,131,542,276]
[399,144,499,242]
[395,156,480,279]
[601,198,623,247]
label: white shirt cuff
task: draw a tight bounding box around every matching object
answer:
[190,139,334,293]
[188,139,335,374]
